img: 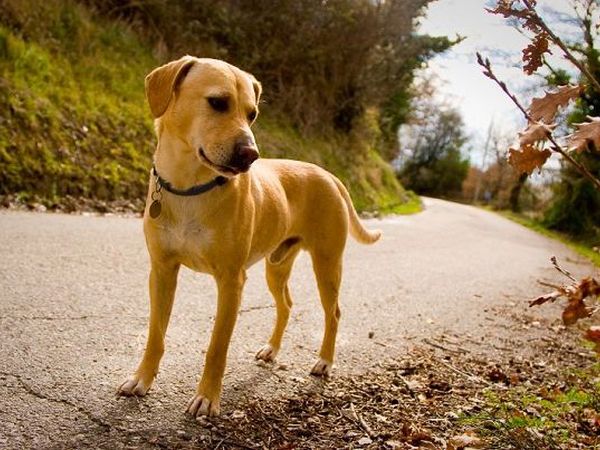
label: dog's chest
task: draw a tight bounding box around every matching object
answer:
[154,219,215,272]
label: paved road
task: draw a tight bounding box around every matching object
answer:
[0,198,595,449]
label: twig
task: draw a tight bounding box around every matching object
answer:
[349,402,376,439]
[476,53,600,192]
[434,358,492,386]
[537,279,562,290]
[395,373,419,399]
[476,53,529,118]
[210,429,256,450]
[422,338,467,354]
[522,0,600,93]
[550,255,577,282]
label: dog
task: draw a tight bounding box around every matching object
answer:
[117,56,381,417]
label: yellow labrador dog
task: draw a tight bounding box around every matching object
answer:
[118,56,381,417]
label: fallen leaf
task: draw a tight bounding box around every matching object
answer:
[529,292,559,307]
[448,432,483,450]
[528,84,584,123]
[357,436,372,445]
[487,367,508,384]
[562,296,591,325]
[584,326,600,355]
[567,117,600,153]
[508,144,551,174]
[518,122,556,146]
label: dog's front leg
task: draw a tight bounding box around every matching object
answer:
[187,270,245,417]
[119,260,180,396]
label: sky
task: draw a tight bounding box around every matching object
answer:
[417,0,584,165]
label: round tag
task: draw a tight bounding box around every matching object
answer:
[149,200,162,219]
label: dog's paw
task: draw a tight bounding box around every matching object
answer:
[255,343,279,362]
[310,358,333,378]
[117,374,152,397]
[186,393,221,418]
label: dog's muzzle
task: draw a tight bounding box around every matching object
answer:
[229,143,259,172]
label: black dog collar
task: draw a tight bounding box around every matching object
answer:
[152,165,227,196]
[149,165,228,219]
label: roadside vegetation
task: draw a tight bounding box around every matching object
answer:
[498,210,600,268]
[0,0,456,214]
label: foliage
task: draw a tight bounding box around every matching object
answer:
[0,0,425,212]
[530,257,600,355]
[498,210,600,268]
[480,1,600,188]
[0,0,156,205]
[463,363,600,449]
[398,104,470,198]
[480,1,600,363]
[81,0,455,160]
[544,57,600,240]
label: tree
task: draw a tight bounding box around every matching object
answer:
[542,0,600,239]
[462,127,525,210]
[479,0,600,351]
[397,102,470,197]
[82,0,456,159]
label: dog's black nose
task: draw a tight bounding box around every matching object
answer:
[230,143,259,172]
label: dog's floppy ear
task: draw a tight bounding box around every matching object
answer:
[250,75,262,106]
[145,56,196,118]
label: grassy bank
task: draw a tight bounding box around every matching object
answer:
[498,211,600,267]
[0,1,418,214]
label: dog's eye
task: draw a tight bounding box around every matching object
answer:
[248,110,257,122]
[207,97,229,112]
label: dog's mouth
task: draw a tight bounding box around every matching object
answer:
[198,148,241,176]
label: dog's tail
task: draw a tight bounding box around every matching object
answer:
[331,176,382,245]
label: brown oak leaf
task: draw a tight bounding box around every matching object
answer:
[518,122,556,146]
[563,296,591,325]
[487,1,540,33]
[523,33,550,75]
[530,288,565,307]
[585,326,600,355]
[508,144,551,174]
[567,117,600,153]
[448,432,483,450]
[528,84,584,123]
[558,277,599,325]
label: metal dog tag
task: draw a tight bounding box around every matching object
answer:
[149,200,162,219]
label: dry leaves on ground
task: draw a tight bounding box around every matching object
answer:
[530,257,600,353]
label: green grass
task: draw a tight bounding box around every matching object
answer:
[459,364,600,448]
[498,210,600,267]
[0,1,419,214]
[0,1,156,204]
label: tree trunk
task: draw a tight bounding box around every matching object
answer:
[509,173,528,213]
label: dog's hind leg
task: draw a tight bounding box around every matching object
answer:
[255,244,301,362]
[309,249,343,377]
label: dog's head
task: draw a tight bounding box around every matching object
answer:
[145,56,262,176]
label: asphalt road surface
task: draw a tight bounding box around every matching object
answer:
[0,197,595,449]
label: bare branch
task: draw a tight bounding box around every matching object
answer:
[551,255,577,282]
[476,52,600,191]
[522,0,600,93]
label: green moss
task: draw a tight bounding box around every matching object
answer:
[0,4,418,214]
[254,115,419,213]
